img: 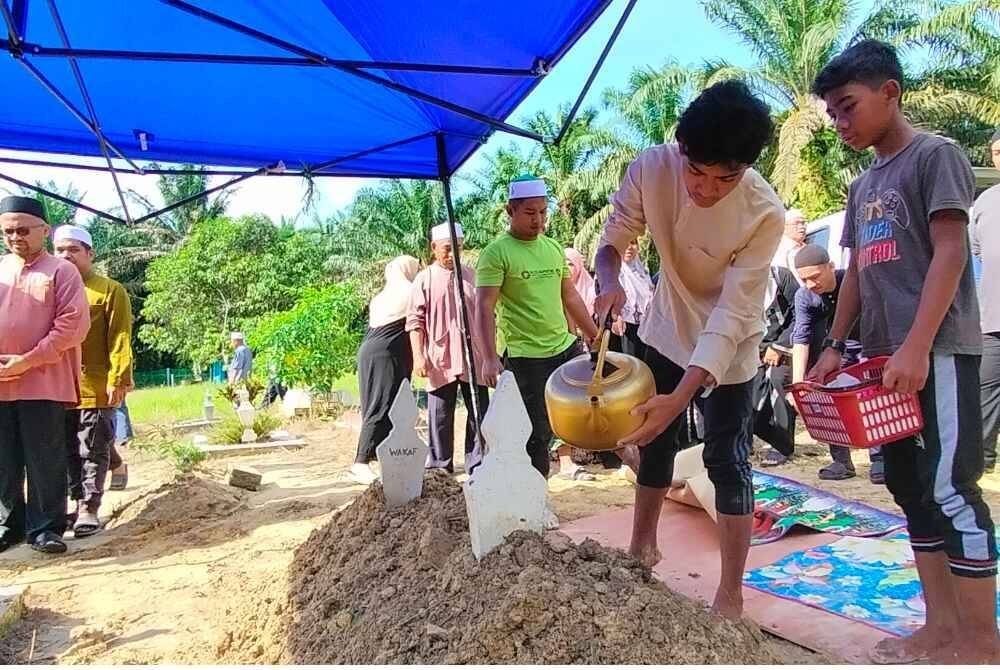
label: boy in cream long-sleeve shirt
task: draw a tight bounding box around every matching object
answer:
[594,81,784,620]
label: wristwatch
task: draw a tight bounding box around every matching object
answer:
[822,337,847,354]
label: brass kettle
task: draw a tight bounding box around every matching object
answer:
[544,329,656,452]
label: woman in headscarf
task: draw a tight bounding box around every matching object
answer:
[564,247,596,337]
[351,255,420,484]
[611,238,654,359]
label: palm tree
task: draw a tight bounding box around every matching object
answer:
[321,179,445,293]
[525,105,616,245]
[11,180,82,226]
[570,62,703,257]
[454,143,539,248]
[699,0,921,202]
[901,0,1000,164]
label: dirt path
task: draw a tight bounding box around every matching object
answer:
[2,417,997,664]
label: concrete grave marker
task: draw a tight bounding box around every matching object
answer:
[376,379,430,509]
[463,371,548,559]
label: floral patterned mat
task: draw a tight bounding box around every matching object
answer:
[751,471,905,545]
[744,532,1000,635]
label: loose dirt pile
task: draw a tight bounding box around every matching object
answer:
[87,474,248,558]
[268,471,777,664]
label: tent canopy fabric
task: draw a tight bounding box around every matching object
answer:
[0,0,614,178]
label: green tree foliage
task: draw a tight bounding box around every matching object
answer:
[139,215,329,368]
[251,284,367,393]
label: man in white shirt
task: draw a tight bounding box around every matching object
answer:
[773,208,808,278]
[595,81,784,620]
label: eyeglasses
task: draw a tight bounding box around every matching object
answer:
[1,224,44,238]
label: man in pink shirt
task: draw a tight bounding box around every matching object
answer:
[0,196,90,554]
[407,222,488,473]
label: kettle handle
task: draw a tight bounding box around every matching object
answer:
[588,329,612,394]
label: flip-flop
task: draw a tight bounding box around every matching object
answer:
[73,511,102,538]
[818,461,857,480]
[30,531,67,554]
[559,466,596,481]
[760,449,789,467]
[869,460,886,485]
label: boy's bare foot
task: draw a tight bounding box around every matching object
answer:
[710,586,744,620]
[629,543,662,568]
[870,625,955,664]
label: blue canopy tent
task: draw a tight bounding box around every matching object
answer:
[0,0,635,441]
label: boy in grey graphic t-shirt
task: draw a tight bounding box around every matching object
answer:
[811,40,997,664]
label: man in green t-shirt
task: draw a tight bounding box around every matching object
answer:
[477,175,599,483]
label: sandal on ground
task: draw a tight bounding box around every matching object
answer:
[30,531,67,555]
[73,510,102,538]
[869,460,886,485]
[559,466,596,481]
[109,464,128,491]
[760,448,789,468]
[818,461,857,481]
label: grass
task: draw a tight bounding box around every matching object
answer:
[127,382,235,427]
[127,371,367,428]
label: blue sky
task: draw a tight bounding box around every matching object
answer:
[1,0,882,223]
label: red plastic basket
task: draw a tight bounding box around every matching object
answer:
[788,357,924,449]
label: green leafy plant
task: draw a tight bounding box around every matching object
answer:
[251,284,366,393]
[217,377,265,408]
[210,411,283,445]
[132,427,207,473]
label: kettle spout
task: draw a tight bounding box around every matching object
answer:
[587,395,609,434]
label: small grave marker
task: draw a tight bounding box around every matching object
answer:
[376,380,430,508]
[463,371,548,559]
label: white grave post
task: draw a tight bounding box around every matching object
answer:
[463,371,548,559]
[375,380,430,509]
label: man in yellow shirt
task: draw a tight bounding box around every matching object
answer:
[595,81,784,619]
[54,225,133,537]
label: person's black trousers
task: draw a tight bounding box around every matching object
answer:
[66,408,115,512]
[355,321,412,465]
[0,400,69,544]
[426,380,489,473]
[505,343,581,478]
[981,332,1000,471]
[752,362,796,457]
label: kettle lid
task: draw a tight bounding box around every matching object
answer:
[557,351,634,388]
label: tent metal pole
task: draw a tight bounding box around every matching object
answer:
[45,0,134,224]
[158,0,544,143]
[307,132,436,173]
[17,59,142,171]
[554,0,636,146]
[436,132,485,458]
[0,169,126,223]
[20,43,539,76]
[1,1,22,48]
[132,164,277,225]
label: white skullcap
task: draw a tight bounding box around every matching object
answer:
[431,222,463,242]
[508,174,548,200]
[230,331,245,340]
[53,224,93,249]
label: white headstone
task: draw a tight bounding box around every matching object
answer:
[463,371,548,559]
[376,379,430,509]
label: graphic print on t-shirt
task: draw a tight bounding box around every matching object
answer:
[855,188,909,271]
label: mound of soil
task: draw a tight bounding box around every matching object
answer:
[84,474,248,559]
[276,472,777,664]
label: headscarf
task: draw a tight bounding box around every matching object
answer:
[564,248,596,314]
[619,254,654,325]
[369,255,420,327]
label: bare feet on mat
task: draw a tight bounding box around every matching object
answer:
[869,625,954,664]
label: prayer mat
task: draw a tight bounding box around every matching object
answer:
[744,531,1000,636]
[751,471,905,545]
